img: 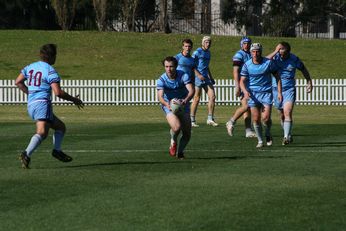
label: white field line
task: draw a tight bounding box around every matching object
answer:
[18,149,346,153]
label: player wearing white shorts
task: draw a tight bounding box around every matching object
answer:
[267,42,313,145]
[240,43,282,148]
[157,56,194,159]
[190,36,218,127]
[15,44,84,169]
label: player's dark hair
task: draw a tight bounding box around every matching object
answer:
[280,41,291,52]
[40,44,57,64]
[182,38,193,47]
[162,56,178,67]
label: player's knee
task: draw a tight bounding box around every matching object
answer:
[37,133,48,140]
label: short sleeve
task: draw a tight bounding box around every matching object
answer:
[240,64,249,78]
[157,77,164,90]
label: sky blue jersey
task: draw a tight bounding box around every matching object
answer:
[21,61,60,104]
[233,50,251,68]
[175,52,196,78]
[272,53,305,90]
[157,70,191,102]
[192,47,210,78]
[241,57,279,93]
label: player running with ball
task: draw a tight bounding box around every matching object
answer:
[157,56,195,159]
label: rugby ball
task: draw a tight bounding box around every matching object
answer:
[170,98,184,114]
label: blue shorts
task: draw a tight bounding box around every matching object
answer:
[161,102,190,116]
[248,91,273,108]
[28,100,54,122]
[195,77,213,88]
[273,87,296,110]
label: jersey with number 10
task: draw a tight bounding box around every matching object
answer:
[21,61,60,104]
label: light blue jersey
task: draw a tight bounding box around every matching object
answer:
[157,70,191,115]
[241,57,278,93]
[175,53,196,79]
[272,53,304,91]
[21,61,60,104]
[157,70,191,102]
[232,49,251,79]
[192,47,211,86]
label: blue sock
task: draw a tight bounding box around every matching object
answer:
[26,134,43,157]
[53,130,64,151]
[208,114,213,121]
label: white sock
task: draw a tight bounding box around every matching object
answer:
[26,134,43,157]
[53,130,64,151]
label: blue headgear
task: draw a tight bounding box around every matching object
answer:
[240,36,251,48]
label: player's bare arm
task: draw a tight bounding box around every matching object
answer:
[15,73,28,94]
[239,76,250,99]
[233,66,241,97]
[273,72,283,102]
[157,89,170,109]
[51,82,84,109]
[183,83,195,104]
[266,44,283,59]
[301,66,313,93]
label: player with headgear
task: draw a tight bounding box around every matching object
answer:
[239,43,282,148]
[226,36,256,138]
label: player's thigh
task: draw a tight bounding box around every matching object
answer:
[205,85,215,98]
[193,86,203,99]
[166,113,181,131]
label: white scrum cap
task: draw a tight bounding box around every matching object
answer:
[250,43,262,52]
[202,36,211,44]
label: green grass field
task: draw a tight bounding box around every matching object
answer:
[1,105,345,231]
[0,30,346,80]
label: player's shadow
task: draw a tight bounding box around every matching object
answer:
[64,160,191,168]
[190,155,290,161]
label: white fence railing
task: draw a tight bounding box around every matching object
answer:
[1,79,346,105]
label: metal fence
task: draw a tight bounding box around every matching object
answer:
[109,13,346,39]
[1,79,346,106]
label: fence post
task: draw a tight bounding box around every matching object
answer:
[328,78,331,105]
[116,80,119,105]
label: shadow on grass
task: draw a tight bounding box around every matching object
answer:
[61,154,289,169]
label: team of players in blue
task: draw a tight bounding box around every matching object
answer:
[157,36,312,157]
[16,38,312,168]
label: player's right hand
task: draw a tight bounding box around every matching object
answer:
[235,87,241,97]
[73,95,84,109]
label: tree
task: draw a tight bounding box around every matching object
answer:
[158,0,171,33]
[93,0,107,31]
[51,0,78,30]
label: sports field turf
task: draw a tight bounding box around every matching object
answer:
[0,105,345,231]
[1,30,346,80]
